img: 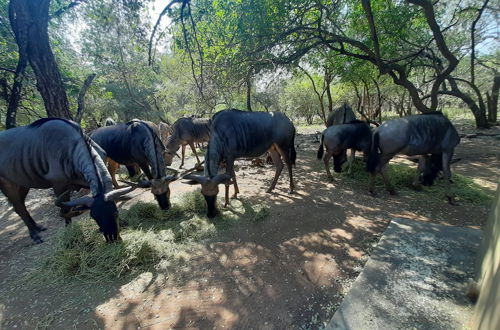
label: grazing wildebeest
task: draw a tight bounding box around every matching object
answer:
[158,122,173,146]
[326,103,357,127]
[90,119,176,210]
[366,112,460,203]
[101,118,141,185]
[164,117,211,168]
[0,118,134,243]
[183,109,296,218]
[317,120,372,179]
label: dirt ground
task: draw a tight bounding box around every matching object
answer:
[0,124,498,330]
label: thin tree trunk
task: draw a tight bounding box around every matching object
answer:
[6,0,29,129]
[246,74,252,111]
[74,73,96,124]
[487,75,499,122]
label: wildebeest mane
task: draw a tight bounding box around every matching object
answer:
[126,119,165,178]
[28,117,73,128]
[29,117,107,194]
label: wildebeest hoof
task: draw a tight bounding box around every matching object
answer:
[412,183,422,191]
[369,191,378,198]
[35,224,47,233]
[388,189,397,195]
[266,189,273,193]
[30,232,44,244]
[447,197,459,206]
[231,194,238,199]
[327,175,333,181]
[288,190,295,194]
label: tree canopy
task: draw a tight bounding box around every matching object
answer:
[0,0,498,129]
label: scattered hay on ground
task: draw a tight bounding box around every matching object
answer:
[27,189,270,283]
[341,158,494,206]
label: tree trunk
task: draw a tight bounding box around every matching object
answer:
[325,68,333,113]
[487,75,499,123]
[10,0,72,120]
[74,73,96,124]
[6,0,29,129]
[5,55,27,129]
[246,74,252,111]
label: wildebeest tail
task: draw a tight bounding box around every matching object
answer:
[290,131,297,167]
[366,130,380,173]
[317,134,324,160]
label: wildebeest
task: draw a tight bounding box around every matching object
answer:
[101,118,141,186]
[367,112,460,203]
[317,120,372,179]
[90,119,176,210]
[159,122,173,146]
[326,103,357,127]
[164,117,211,168]
[183,109,296,218]
[104,117,116,127]
[0,118,134,243]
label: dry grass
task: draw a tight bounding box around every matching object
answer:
[27,189,270,283]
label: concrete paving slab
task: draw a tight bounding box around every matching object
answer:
[327,218,482,330]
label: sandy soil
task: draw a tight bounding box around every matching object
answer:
[0,124,498,329]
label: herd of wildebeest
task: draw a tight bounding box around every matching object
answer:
[0,105,460,243]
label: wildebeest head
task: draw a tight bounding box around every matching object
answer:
[419,154,442,186]
[122,176,178,210]
[182,173,232,218]
[333,150,347,173]
[410,155,461,187]
[57,186,134,242]
[163,149,180,166]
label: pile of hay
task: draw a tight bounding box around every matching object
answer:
[33,189,269,282]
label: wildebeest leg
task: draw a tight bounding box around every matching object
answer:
[276,144,295,193]
[412,155,425,191]
[138,162,153,180]
[188,142,202,168]
[347,149,356,174]
[107,158,121,188]
[266,147,284,193]
[180,144,186,168]
[380,165,396,195]
[323,151,334,181]
[0,179,46,243]
[442,152,456,204]
[369,155,395,196]
[225,159,239,199]
[53,186,74,225]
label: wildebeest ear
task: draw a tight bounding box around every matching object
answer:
[182,174,208,184]
[212,173,232,185]
[450,158,462,164]
[105,186,136,202]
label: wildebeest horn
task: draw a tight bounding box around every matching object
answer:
[120,179,152,188]
[105,186,136,201]
[212,173,232,184]
[61,195,94,208]
[182,174,209,185]
[166,167,180,174]
[163,175,178,183]
[450,158,462,164]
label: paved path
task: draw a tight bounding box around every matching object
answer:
[327,218,481,330]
